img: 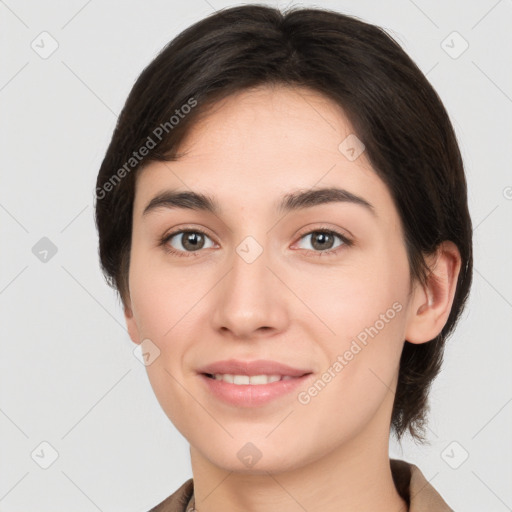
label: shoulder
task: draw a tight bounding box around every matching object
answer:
[147,478,194,512]
[390,458,454,511]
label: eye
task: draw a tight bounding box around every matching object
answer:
[294,229,352,255]
[161,229,216,256]
[159,226,353,258]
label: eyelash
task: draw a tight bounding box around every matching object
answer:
[159,226,354,258]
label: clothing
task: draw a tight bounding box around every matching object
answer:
[148,458,453,511]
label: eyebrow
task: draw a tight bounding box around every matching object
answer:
[142,187,376,217]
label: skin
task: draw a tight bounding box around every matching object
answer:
[124,85,461,512]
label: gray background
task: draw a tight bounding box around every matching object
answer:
[1,0,511,510]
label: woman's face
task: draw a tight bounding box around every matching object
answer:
[125,85,422,472]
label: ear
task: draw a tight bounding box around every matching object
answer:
[405,241,462,344]
[124,297,141,345]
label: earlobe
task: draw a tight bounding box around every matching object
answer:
[405,241,462,344]
[124,302,141,345]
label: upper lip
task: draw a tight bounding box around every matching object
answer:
[197,359,312,377]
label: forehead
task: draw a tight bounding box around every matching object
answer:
[173,85,359,165]
[133,85,395,223]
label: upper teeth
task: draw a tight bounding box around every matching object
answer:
[213,374,294,385]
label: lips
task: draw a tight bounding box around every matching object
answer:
[196,359,314,407]
[196,359,312,378]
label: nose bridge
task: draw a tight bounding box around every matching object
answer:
[211,233,288,337]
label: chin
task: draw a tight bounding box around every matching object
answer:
[197,440,311,475]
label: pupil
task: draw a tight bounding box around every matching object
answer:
[313,232,333,250]
[184,232,203,250]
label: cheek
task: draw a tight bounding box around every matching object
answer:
[128,255,196,429]
[294,248,409,344]
[127,251,207,373]
[128,247,196,338]
[295,245,409,410]
[294,297,406,447]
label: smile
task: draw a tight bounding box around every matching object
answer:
[206,373,296,385]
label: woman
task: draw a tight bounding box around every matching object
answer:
[95,5,472,511]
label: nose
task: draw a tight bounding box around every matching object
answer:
[210,239,290,340]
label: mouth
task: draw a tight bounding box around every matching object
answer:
[198,370,314,407]
[202,373,310,385]
[196,358,312,379]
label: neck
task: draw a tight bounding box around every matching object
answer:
[188,409,407,512]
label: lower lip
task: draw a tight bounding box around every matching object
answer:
[199,373,313,407]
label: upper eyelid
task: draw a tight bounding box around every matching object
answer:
[165,227,217,244]
[295,226,350,239]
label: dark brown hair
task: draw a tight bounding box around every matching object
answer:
[95,4,473,441]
